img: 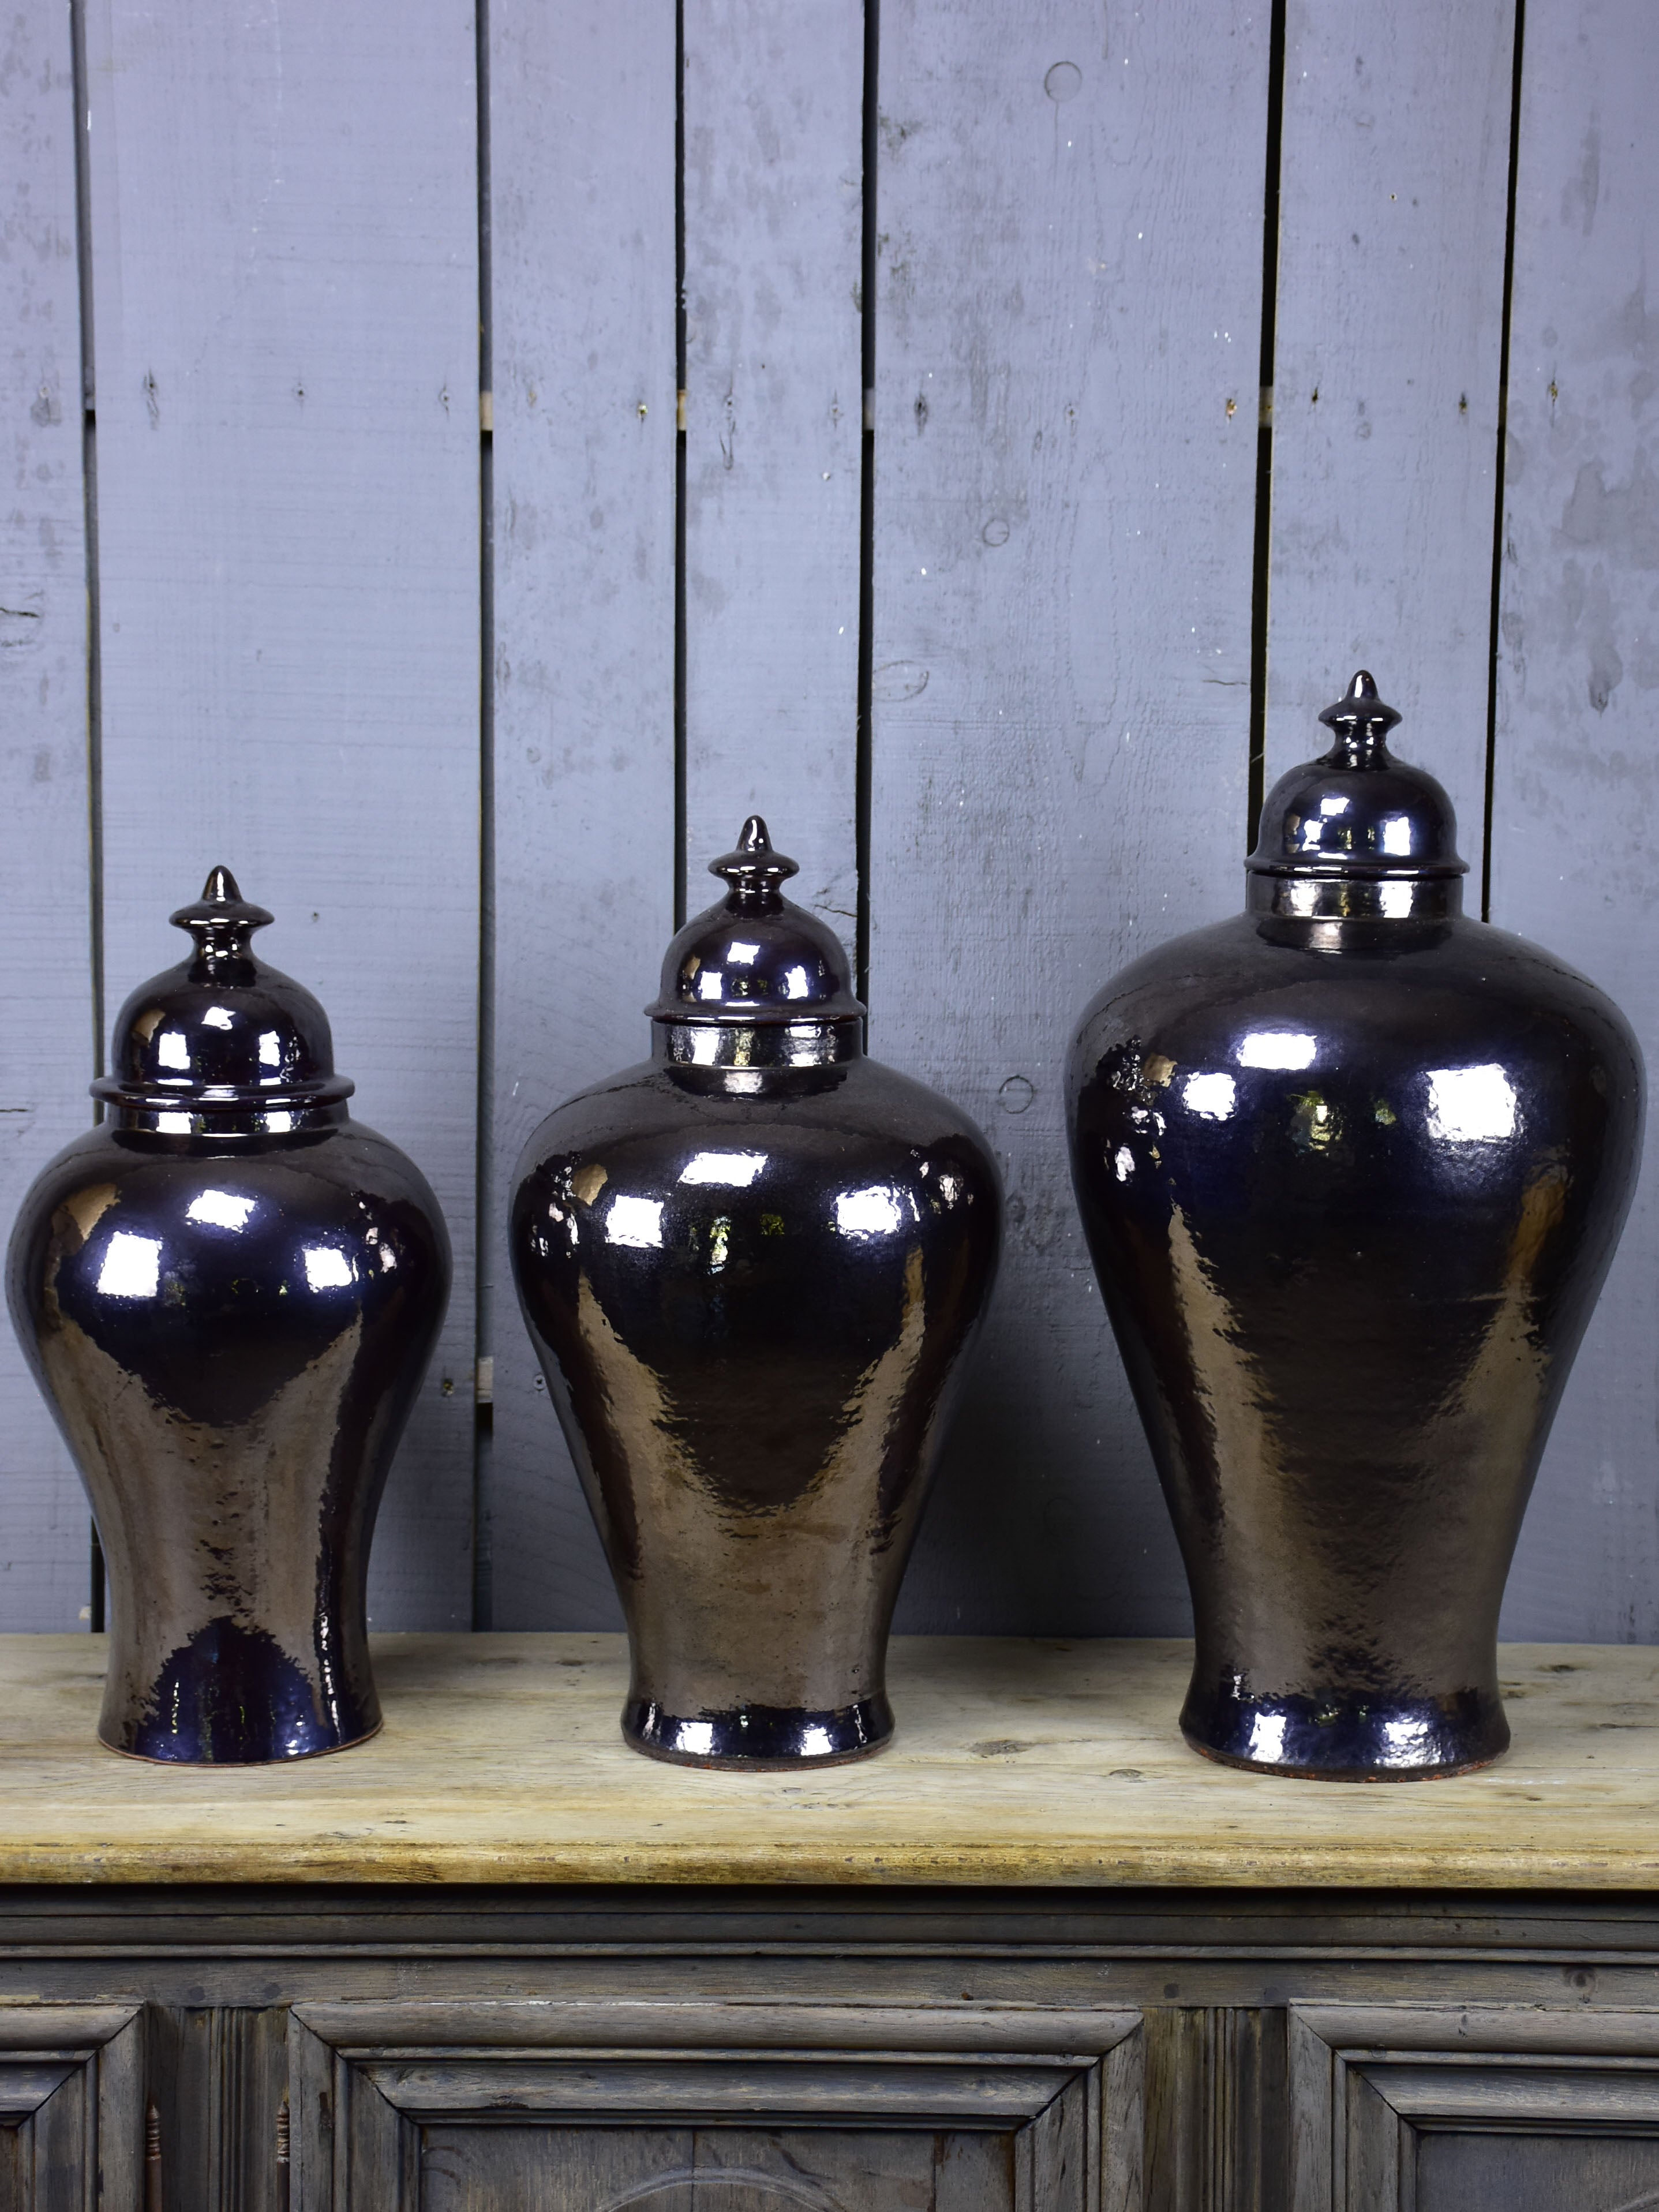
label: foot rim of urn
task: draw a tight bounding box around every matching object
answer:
[1179,1683,1510,1782]
[100,1713,384,1766]
[622,1694,894,1769]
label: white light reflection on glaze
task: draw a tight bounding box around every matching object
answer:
[155,1031,190,1071]
[835,1185,902,1238]
[201,1006,234,1031]
[1237,1030,1317,1071]
[674,1720,716,1756]
[1426,1065,1518,1144]
[302,1246,357,1291]
[1380,815,1413,856]
[96,1232,161,1300]
[1244,1712,1287,1762]
[186,1190,256,1231]
[1378,880,1414,918]
[679,1151,766,1188]
[606,1195,665,1249]
[1113,1146,1135,1182]
[1317,794,1350,817]
[1182,1072,1237,1121]
[724,942,760,967]
[259,1031,283,1068]
[782,965,812,1000]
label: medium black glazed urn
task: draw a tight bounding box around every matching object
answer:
[7,869,451,1763]
[510,818,1001,1768]
[1065,673,1643,1780]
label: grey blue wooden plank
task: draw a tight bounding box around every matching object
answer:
[871,0,1269,1633]
[1264,0,1516,826]
[486,2,677,1629]
[0,0,95,1628]
[1491,0,1659,1640]
[682,0,865,927]
[82,0,481,1629]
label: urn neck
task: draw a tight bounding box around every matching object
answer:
[1246,873,1464,922]
[652,1019,863,1069]
[102,1096,351,1139]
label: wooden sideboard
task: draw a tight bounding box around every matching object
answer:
[4,1631,1659,2212]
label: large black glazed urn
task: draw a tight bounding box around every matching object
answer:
[1065,673,1643,1780]
[510,817,1001,1768]
[7,870,451,1763]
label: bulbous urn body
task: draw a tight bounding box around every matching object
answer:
[1066,675,1643,1780]
[510,818,1001,1767]
[7,870,451,1762]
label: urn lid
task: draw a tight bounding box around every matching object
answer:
[649,817,864,1025]
[92,867,355,1114]
[1248,671,1468,881]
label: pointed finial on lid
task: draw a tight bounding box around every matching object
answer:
[168,865,275,974]
[1317,669,1403,761]
[708,815,801,913]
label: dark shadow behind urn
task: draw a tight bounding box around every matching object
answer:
[6,870,451,1763]
[509,819,1002,1767]
[1065,676,1644,1780]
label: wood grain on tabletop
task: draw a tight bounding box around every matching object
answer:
[1,1634,1655,1888]
[1264,0,1516,807]
[0,0,97,1627]
[871,0,1268,1636]
[486,0,677,1632]
[81,0,481,1627]
[1490,0,1659,1643]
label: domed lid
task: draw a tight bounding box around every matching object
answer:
[1248,671,1467,881]
[92,866,354,1113]
[649,817,864,1025]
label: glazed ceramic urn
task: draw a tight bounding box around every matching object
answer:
[510,817,1001,1768]
[1065,673,1643,1780]
[7,869,451,1763]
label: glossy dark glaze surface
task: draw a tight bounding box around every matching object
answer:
[6,871,450,1763]
[1066,676,1645,1780]
[510,820,1002,1768]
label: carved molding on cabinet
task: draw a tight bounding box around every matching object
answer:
[287,1998,1145,2212]
[0,2003,143,2212]
[1290,2003,1659,2212]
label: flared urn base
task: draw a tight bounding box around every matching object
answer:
[622,1693,894,1770]
[1179,1676,1510,1783]
[100,1615,382,1766]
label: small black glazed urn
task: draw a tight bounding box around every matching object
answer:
[7,869,451,1763]
[1066,673,1643,1781]
[510,817,1002,1768]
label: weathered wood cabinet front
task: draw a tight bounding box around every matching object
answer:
[5,1634,1659,2210]
[10,1892,1659,2212]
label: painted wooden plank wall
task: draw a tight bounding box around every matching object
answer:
[871,0,1268,1633]
[2,1,1656,1642]
[1264,0,1516,814]
[1494,0,1659,1639]
[0,0,96,1629]
[81,0,481,1630]
[485,1,676,1630]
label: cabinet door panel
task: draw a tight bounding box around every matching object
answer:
[1417,2131,1659,2212]
[1291,2003,1659,2212]
[0,2007,142,2212]
[420,2127,1012,2212]
[290,1999,1141,2212]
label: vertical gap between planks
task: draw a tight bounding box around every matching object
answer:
[70,0,106,1633]
[1245,0,1288,852]
[472,0,496,1630]
[1481,0,1527,924]
[854,0,879,1023]
[672,0,689,929]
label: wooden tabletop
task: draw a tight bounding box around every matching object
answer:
[0,1632,1655,1889]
